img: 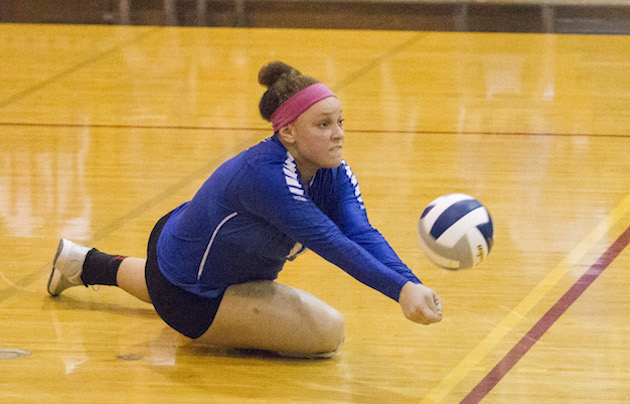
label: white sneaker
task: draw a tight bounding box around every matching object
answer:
[47,239,91,296]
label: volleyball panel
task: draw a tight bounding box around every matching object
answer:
[418,194,494,270]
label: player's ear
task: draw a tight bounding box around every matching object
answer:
[277,124,296,144]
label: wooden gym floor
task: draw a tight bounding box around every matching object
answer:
[1,19,630,404]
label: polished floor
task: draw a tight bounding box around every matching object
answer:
[1,23,629,403]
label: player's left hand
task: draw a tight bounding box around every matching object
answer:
[398,282,443,325]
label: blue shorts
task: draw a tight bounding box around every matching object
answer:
[145,212,224,339]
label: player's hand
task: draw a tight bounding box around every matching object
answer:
[398,282,443,325]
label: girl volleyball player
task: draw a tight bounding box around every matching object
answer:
[47,61,443,358]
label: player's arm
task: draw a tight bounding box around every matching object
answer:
[329,163,443,324]
[238,161,411,301]
[329,162,420,283]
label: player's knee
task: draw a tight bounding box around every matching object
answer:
[313,307,345,355]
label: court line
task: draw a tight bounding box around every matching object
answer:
[1,122,629,139]
[420,190,630,403]
[0,27,159,110]
[350,128,630,139]
[461,224,630,403]
[332,32,426,91]
[0,121,269,132]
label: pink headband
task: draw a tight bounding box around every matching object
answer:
[271,83,336,132]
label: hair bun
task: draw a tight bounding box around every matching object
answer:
[258,61,320,122]
[258,61,300,88]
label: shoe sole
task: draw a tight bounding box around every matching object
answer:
[47,239,65,297]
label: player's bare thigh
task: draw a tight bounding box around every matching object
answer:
[196,281,345,357]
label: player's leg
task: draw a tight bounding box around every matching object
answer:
[116,257,151,303]
[195,281,345,358]
[47,238,150,303]
[48,238,345,358]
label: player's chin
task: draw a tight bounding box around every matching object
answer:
[326,158,343,168]
[326,149,343,167]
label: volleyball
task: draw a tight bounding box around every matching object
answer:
[418,193,494,270]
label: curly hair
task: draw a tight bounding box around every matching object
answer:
[258,61,319,122]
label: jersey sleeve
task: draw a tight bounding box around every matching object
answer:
[237,155,415,301]
[326,162,421,285]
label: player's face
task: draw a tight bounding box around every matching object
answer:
[288,97,344,180]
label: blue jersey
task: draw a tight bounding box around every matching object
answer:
[156,135,421,301]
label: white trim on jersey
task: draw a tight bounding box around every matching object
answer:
[197,212,238,280]
[284,152,307,202]
[341,160,365,208]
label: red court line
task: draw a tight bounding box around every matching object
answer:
[0,121,269,132]
[461,225,630,404]
[350,128,630,139]
[1,122,630,139]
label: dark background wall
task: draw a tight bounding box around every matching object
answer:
[1,0,630,34]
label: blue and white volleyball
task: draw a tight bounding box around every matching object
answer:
[418,194,494,270]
